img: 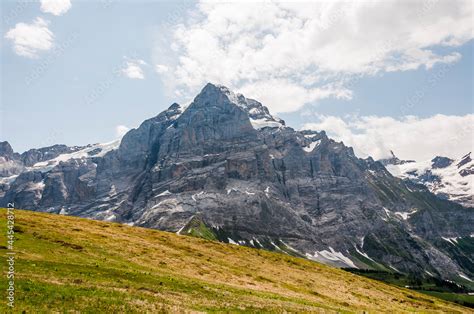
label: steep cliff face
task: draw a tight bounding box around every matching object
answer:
[1,83,473,284]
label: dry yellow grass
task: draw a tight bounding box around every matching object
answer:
[0,208,470,313]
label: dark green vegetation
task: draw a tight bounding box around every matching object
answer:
[178,215,218,240]
[0,209,471,312]
[181,215,306,258]
[345,269,474,308]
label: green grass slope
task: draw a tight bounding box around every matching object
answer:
[0,208,471,313]
[345,269,474,308]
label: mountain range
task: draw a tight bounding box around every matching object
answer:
[1,83,473,285]
[381,151,473,208]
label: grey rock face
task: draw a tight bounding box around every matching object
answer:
[0,141,23,178]
[0,141,15,158]
[457,152,472,168]
[1,83,473,284]
[432,156,453,169]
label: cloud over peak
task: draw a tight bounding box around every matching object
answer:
[154,0,473,113]
[303,114,474,161]
[115,125,130,138]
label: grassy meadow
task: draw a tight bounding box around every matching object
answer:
[0,208,471,313]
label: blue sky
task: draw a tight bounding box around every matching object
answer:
[284,43,473,125]
[1,0,473,160]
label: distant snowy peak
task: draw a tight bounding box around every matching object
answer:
[213,84,286,130]
[384,152,473,208]
[432,156,454,169]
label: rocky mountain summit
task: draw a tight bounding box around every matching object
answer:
[383,151,473,208]
[379,150,415,166]
[1,83,473,284]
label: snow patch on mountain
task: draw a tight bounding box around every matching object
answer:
[303,139,321,152]
[354,245,376,262]
[0,174,19,186]
[228,238,239,245]
[459,273,473,282]
[250,118,283,130]
[280,240,300,253]
[442,237,459,245]
[156,190,172,197]
[394,208,418,220]
[215,84,286,130]
[306,247,357,268]
[31,140,120,172]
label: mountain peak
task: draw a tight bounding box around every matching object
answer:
[201,82,235,96]
[0,141,15,158]
[192,83,238,110]
[431,156,453,169]
[168,102,181,110]
[457,152,472,168]
[379,150,415,166]
[192,83,285,130]
[196,83,244,108]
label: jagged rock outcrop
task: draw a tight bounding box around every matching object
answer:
[432,156,454,169]
[0,141,23,177]
[379,150,415,166]
[1,83,473,284]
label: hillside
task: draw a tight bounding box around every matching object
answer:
[0,209,470,312]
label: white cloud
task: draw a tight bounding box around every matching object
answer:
[5,17,54,58]
[40,0,72,16]
[122,58,147,80]
[154,0,473,113]
[302,114,474,161]
[155,64,169,74]
[115,125,130,138]
[239,79,351,113]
